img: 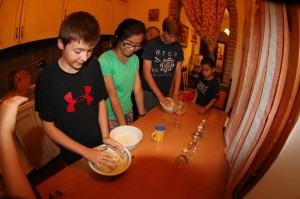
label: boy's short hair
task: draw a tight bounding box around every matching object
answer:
[59,11,100,46]
[162,16,183,37]
[201,55,216,68]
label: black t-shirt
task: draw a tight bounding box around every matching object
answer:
[141,36,184,96]
[195,74,220,106]
[35,58,107,164]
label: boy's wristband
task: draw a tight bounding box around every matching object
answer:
[138,112,147,117]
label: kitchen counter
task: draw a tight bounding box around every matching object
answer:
[0,84,35,105]
[36,103,228,199]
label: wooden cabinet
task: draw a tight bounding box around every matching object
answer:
[111,0,128,34]
[0,100,60,175]
[0,134,34,175]
[20,0,64,44]
[0,0,128,50]
[63,0,129,35]
[63,0,96,18]
[0,0,64,50]
[15,100,60,170]
[95,0,113,35]
[0,0,23,49]
[94,0,128,35]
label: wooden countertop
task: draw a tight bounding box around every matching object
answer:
[36,102,228,199]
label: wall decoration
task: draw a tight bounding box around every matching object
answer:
[148,9,159,21]
[179,25,189,48]
[191,29,198,43]
[191,44,196,55]
[215,42,226,74]
[218,46,221,53]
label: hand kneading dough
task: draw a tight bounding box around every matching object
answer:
[94,151,125,174]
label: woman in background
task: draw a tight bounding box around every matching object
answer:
[98,18,147,130]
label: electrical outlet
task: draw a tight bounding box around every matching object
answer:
[37,59,46,68]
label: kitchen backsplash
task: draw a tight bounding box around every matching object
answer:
[0,35,115,99]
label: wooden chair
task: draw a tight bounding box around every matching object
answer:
[180,70,196,101]
[213,84,231,110]
[181,70,196,92]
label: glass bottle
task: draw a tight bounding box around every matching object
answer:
[175,148,189,167]
[187,141,194,157]
[197,125,204,133]
[192,135,199,151]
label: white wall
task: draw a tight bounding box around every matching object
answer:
[244,117,300,199]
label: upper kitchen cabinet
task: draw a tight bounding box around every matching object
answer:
[63,0,96,18]
[0,0,23,49]
[0,0,64,50]
[111,0,128,34]
[95,0,113,35]
[94,0,128,35]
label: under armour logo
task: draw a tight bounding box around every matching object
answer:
[64,86,93,112]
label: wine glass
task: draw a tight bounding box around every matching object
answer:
[175,148,189,167]
[173,100,187,126]
[49,186,71,199]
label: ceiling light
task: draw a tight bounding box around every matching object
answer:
[224,28,230,36]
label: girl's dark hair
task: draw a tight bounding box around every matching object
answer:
[113,18,145,47]
[59,11,100,46]
[201,56,216,68]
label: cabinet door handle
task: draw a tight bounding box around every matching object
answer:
[64,9,67,18]
[21,26,24,38]
[16,27,19,39]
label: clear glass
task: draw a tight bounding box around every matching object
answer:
[191,135,199,152]
[175,148,189,167]
[190,131,204,141]
[187,141,194,157]
[173,100,187,126]
[49,187,71,199]
[199,132,204,141]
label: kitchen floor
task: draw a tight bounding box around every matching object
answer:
[0,156,65,198]
[28,155,66,197]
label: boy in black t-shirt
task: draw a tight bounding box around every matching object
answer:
[142,16,184,111]
[35,12,123,165]
[192,56,220,114]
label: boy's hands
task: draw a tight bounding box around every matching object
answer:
[103,137,125,157]
[199,108,207,115]
[82,143,123,170]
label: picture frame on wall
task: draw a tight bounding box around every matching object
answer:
[148,9,159,21]
[191,29,198,43]
[179,24,189,48]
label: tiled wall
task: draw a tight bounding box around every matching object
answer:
[0,35,115,99]
[0,38,60,99]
